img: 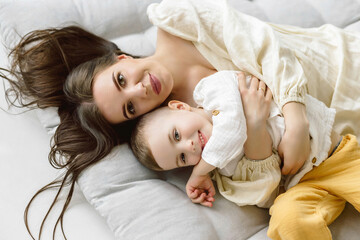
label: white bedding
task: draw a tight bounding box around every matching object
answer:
[1,0,360,239]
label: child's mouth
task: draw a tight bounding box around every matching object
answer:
[198,130,207,150]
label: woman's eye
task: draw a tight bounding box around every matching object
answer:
[180,153,186,164]
[117,74,126,87]
[174,129,180,141]
[127,102,135,115]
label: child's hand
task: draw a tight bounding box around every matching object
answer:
[278,102,310,175]
[186,174,215,207]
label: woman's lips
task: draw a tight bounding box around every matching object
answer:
[149,73,161,95]
[198,130,207,150]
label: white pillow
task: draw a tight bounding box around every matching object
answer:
[77,144,270,239]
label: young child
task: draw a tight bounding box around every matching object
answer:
[131,71,360,239]
[131,70,340,207]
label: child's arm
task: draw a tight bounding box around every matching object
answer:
[278,102,310,175]
[186,159,216,207]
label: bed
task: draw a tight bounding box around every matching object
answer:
[1,0,360,239]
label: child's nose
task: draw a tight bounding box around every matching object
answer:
[185,139,195,152]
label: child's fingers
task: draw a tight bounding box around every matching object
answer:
[189,189,207,199]
[206,196,215,202]
[208,187,216,197]
[191,192,206,204]
[200,195,215,207]
[200,201,213,208]
[188,188,200,199]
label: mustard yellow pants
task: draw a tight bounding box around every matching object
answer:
[268,134,360,240]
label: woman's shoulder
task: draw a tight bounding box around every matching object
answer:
[157,28,214,70]
[156,28,184,45]
[156,28,195,59]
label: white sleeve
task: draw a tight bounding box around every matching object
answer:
[193,71,247,169]
[222,2,307,109]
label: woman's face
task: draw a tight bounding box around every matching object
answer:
[92,55,174,124]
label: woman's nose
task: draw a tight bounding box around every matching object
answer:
[127,82,147,98]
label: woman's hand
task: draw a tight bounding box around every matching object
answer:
[278,102,310,175]
[237,72,273,160]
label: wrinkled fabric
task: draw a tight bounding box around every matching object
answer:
[214,153,281,208]
[268,134,360,240]
[193,71,247,171]
[147,0,360,137]
[193,71,335,206]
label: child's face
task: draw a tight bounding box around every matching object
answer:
[144,103,212,170]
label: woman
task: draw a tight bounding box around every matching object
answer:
[3,0,360,238]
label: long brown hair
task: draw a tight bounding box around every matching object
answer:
[2,26,136,239]
[4,26,120,109]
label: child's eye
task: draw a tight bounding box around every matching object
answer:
[174,129,180,141]
[117,73,126,87]
[180,153,186,164]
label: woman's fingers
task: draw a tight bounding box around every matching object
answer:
[265,84,273,100]
[237,72,247,91]
[237,72,272,100]
[258,80,266,94]
[237,72,261,92]
[249,76,259,90]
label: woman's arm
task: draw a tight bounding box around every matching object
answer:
[237,73,273,159]
[278,102,310,175]
[238,73,310,174]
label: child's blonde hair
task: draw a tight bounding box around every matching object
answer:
[130,110,164,171]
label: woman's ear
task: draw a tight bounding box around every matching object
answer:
[117,54,133,60]
[168,100,191,111]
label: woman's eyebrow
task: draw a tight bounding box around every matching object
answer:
[112,71,128,120]
[122,104,129,120]
[112,72,120,91]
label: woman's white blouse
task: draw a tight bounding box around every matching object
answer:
[147,0,360,137]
